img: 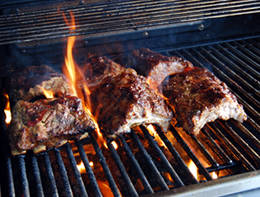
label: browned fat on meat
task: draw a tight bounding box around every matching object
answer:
[162,67,247,135]
[80,53,126,88]
[8,95,96,155]
[126,48,193,90]
[90,69,173,138]
[4,65,72,106]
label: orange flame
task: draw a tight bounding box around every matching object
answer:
[4,93,11,125]
[41,88,54,98]
[77,161,86,174]
[188,160,198,180]
[212,171,218,179]
[146,125,166,147]
[61,11,103,148]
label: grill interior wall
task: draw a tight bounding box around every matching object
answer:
[1,0,260,197]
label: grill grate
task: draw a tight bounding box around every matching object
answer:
[1,36,260,196]
[0,0,260,46]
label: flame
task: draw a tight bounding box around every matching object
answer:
[97,181,116,197]
[77,161,86,174]
[41,88,54,98]
[3,93,11,125]
[188,160,198,180]
[212,171,218,179]
[146,125,166,147]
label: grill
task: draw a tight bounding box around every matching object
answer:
[1,0,260,197]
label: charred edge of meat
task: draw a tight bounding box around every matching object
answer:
[79,53,126,88]
[125,48,194,90]
[3,65,73,107]
[162,67,247,135]
[8,95,96,155]
[90,69,173,138]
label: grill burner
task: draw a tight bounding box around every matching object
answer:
[1,0,260,196]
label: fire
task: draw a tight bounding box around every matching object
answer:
[4,93,11,125]
[97,181,114,197]
[188,160,198,179]
[146,124,166,147]
[77,161,86,174]
[41,88,54,98]
[212,171,218,179]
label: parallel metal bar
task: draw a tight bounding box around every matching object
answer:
[219,121,260,166]
[156,126,199,184]
[107,141,139,197]
[201,128,233,165]
[130,129,170,191]
[207,123,256,171]
[119,136,154,194]
[76,141,103,197]
[140,125,185,187]
[170,125,213,181]
[215,44,260,84]
[43,152,59,197]
[230,120,260,150]
[234,41,260,63]
[191,135,219,168]
[65,143,88,197]
[18,156,30,197]
[53,149,74,197]
[90,133,121,197]
[31,156,44,197]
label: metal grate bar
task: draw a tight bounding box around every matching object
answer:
[232,120,260,150]
[130,129,170,191]
[31,156,44,197]
[240,40,260,59]
[119,135,154,194]
[76,141,103,197]
[140,125,185,187]
[17,156,30,197]
[90,133,121,197]
[190,135,219,168]
[170,125,213,181]
[234,41,260,63]
[200,128,233,164]
[0,0,260,45]
[220,121,260,166]
[208,123,256,171]
[202,46,260,99]
[43,152,59,197]
[214,44,260,87]
[156,126,199,184]
[224,42,260,72]
[107,140,139,196]
[53,149,74,197]
[65,143,88,197]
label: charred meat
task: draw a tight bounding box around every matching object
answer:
[8,95,96,155]
[126,48,193,90]
[4,65,72,106]
[80,53,125,89]
[90,69,173,138]
[162,67,247,135]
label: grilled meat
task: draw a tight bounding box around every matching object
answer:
[8,95,95,155]
[4,65,72,106]
[162,67,247,135]
[90,69,173,137]
[126,48,193,90]
[81,53,125,88]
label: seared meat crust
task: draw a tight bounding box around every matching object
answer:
[126,48,193,90]
[81,53,125,88]
[4,65,72,106]
[162,67,247,135]
[91,69,173,137]
[8,95,95,155]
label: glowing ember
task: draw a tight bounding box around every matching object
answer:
[4,93,11,125]
[188,160,198,180]
[77,161,86,174]
[97,181,114,197]
[41,88,54,98]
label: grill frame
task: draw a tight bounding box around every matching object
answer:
[1,1,260,197]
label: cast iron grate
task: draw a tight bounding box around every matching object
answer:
[0,36,260,197]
